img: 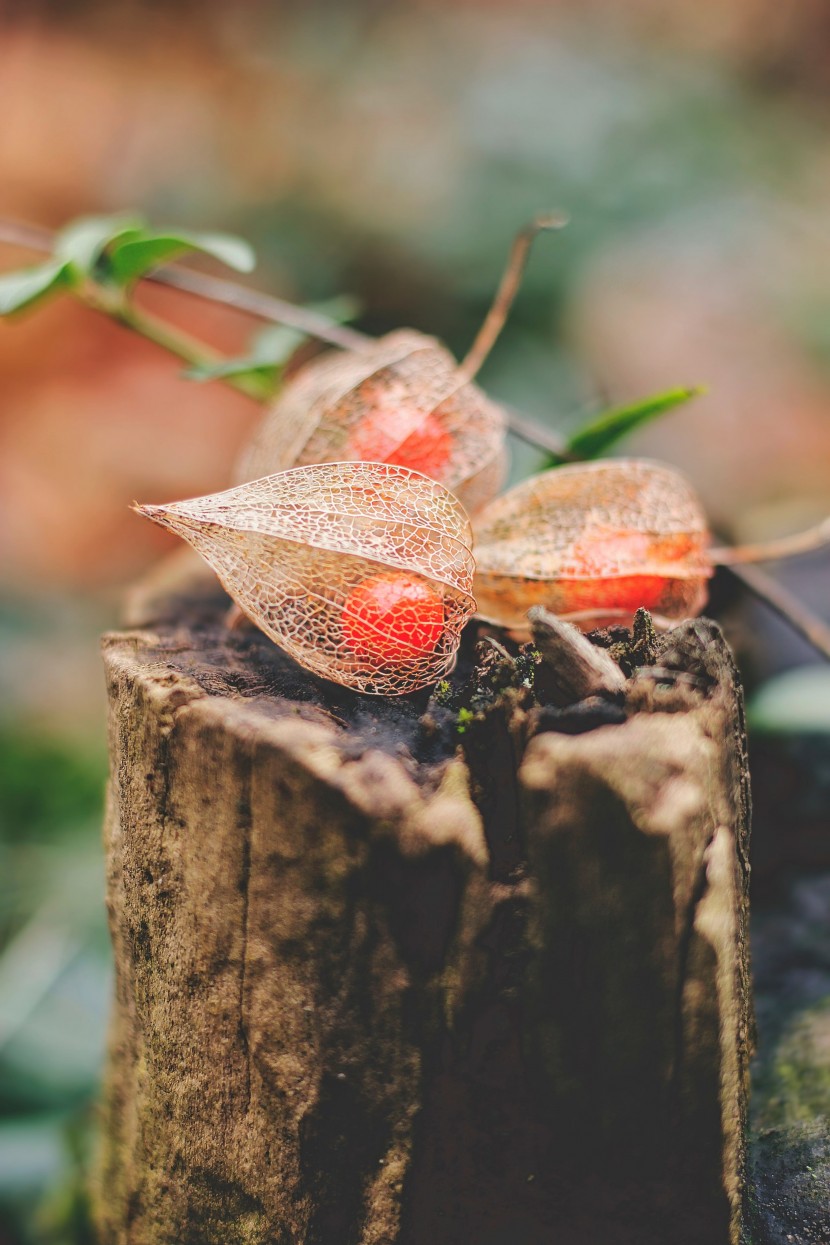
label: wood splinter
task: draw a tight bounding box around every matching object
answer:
[528,604,627,705]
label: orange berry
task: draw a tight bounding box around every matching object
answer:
[342,573,444,665]
[560,530,706,614]
[554,574,671,614]
[347,406,453,479]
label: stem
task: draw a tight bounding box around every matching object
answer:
[723,564,830,662]
[89,294,268,402]
[710,517,830,565]
[153,265,371,354]
[0,217,371,354]
[456,212,568,384]
[500,402,574,460]
[0,215,571,450]
[0,219,53,251]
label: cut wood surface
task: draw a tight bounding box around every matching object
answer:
[94,571,752,1245]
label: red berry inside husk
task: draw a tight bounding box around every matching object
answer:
[553,573,672,614]
[347,406,453,479]
[342,572,445,665]
[559,531,707,613]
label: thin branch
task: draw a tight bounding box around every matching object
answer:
[101,299,267,402]
[723,564,830,661]
[150,265,371,354]
[456,212,568,384]
[0,217,371,354]
[711,517,830,565]
[0,214,571,453]
[0,219,53,251]
[501,402,575,461]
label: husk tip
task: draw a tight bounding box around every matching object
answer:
[132,501,169,527]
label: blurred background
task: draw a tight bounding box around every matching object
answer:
[1,1,830,1240]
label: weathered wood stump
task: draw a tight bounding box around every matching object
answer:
[94,572,752,1245]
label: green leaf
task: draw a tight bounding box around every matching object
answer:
[562,386,705,462]
[185,325,306,383]
[186,358,278,385]
[185,361,281,401]
[52,215,254,288]
[0,261,72,315]
[183,325,302,400]
[54,213,144,275]
[109,229,256,285]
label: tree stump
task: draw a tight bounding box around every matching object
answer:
[94,572,752,1245]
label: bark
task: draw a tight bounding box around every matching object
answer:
[94,574,752,1245]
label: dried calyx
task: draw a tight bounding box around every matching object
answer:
[235,329,507,515]
[136,454,830,698]
[135,461,476,696]
[472,457,830,637]
[234,216,566,516]
[473,459,713,635]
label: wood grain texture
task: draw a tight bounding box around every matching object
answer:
[94,583,751,1245]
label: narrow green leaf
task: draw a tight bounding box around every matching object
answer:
[250,323,310,363]
[184,357,281,383]
[54,214,145,274]
[184,361,280,401]
[0,261,72,315]
[179,230,256,273]
[183,325,303,398]
[110,230,256,285]
[563,386,705,461]
[294,294,361,330]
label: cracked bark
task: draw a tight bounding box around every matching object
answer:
[94,573,751,1245]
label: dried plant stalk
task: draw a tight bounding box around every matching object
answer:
[473,459,712,634]
[136,462,476,696]
[235,330,507,515]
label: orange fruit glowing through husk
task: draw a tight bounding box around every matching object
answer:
[557,531,705,613]
[346,405,454,480]
[135,462,475,696]
[342,572,445,666]
[472,460,713,633]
